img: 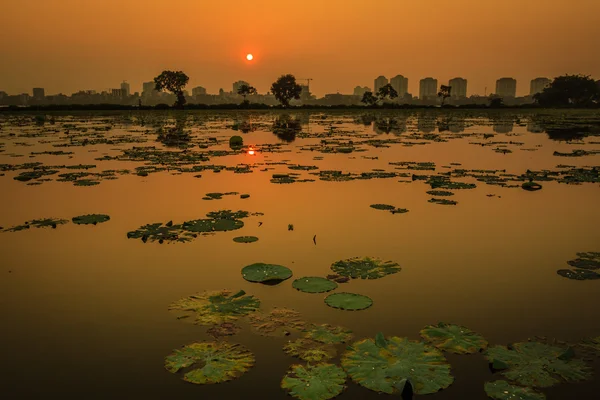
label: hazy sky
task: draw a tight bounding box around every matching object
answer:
[1,0,599,97]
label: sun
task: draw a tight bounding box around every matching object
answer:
[246,53,253,61]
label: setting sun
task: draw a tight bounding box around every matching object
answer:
[246,53,253,61]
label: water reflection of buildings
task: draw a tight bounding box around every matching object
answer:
[417,114,437,133]
[493,121,514,134]
[373,117,407,134]
[526,123,544,133]
[448,117,466,133]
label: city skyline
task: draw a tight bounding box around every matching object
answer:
[1,0,599,97]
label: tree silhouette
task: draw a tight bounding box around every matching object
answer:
[237,84,257,104]
[377,84,398,103]
[154,71,189,108]
[437,85,452,106]
[272,114,301,142]
[270,74,302,107]
[489,97,504,108]
[534,75,600,107]
[361,91,378,106]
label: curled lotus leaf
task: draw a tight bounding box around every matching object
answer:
[72,214,110,225]
[484,380,546,400]
[303,323,354,344]
[420,322,488,354]
[233,236,259,243]
[292,277,338,293]
[325,292,373,311]
[242,263,292,283]
[249,308,306,336]
[169,289,260,325]
[283,338,337,362]
[281,363,347,400]
[485,342,591,388]
[207,322,241,338]
[165,341,254,384]
[330,256,400,279]
[341,333,454,395]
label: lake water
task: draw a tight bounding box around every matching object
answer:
[1,109,599,399]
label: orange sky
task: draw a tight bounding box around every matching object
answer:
[1,0,599,97]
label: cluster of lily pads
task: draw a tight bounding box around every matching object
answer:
[1,214,110,232]
[557,251,600,280]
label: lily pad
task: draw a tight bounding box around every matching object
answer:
[72,214,110,225]
[341,333,454,395]
[292,277,338,293]
[485,342,591,387]
[522,182,542,191]
[428,198,458,205]
[557,251,600,280]
[169,289,260,325]
[420,322,488,354]
[249,308,306,336]
[370,204,396,210]
[303,324,354,344]
[281,363,347,400]
[426,190,454,197]
[484,380,546,400]
[233,236,259,243]
[325,293,373,311]
[330,256,400,279]
[165,341,254,384]
[283,338,337,362]
[3,218,69,232]
[242,263,292,283]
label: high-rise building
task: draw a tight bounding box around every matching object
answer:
[142,81,155,94]
[353,86,371,97]
[390,75,408,96]
[374,76,388,93]
[448,78,467,98]
[530,77,551,96]
[496,78,517,97]
[120,81,130,97]
[111,88,127,98]
[419,77,438,99]
[192,86,207,96]
[32,88,45,99]
[232,80,250,94]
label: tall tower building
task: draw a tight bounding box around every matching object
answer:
[374,76,389,93]
[419,77,438,100]
[353,86,371,97]
[496,78,517,97]
[192,86,207,96]
[390,75,409,97]
[530,77,551,96]
[448,78,467,98]
[120,81,130,97]
[32,88,45,99]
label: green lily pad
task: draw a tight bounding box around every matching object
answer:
[426,190,454,197]
[72,214,110,225]
[330,256,400,279]
[169,289,260,325]
[233,236,259,243]
[281,363,347,400]
[420,323,488,354]
[370,204,396,210]
[303,323,354,344]
[484,380,546,400]
[485,342,591,387]
[292,277,338,293]
[429,198,458,205]
[283,338,337,362]
[341,333,454,395]
[242,263,292,283]
[249,308,306,336]
[165,341,254,384]
[325,293,373,311]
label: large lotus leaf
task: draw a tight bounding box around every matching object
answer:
[556,269,600,280]
[283,338,337,362]
[292,277,338,293]
[182,219,216,233]
[206,210,249,220]
[127,222,190,243]
[249,308,306,336]
[341,334,453,395]
[165,341,254,384]
[485,342,591,388]
[169,289,260,325]
[242,263,292,283]
[567,252,600,270]
[233,236,259,243]
[213,218,244,231]
[303,323,353,344]
[330,256,400,279]
[325,293,373,311]
[281,363,347,400]
[484,380,546,400]
[72,214,110,225]
[370,204,396,210]
[420,322,488,354]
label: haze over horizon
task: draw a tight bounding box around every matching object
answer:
[1,0,599,97]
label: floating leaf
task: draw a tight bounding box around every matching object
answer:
[341,335,454,395]
[303,324,354,344]
[330,256,400,279]
[3,218,69,232]
[292,277,338,293]
[233,236,259,243]
[165,341,254,384]
[428,198,458,205]
[242,263,292,283]
[325,293,373,311]
[485,342,591,387]
[522,182,542,191]
[557,251,600,280]
[426,190,454,197]
[370,204,396,210]
[484,380,546,400]
[420,322,488,354]
[283,338,337,362]
[169,289,260,325]
[249,308,306,336]
[72,214,110,225]
[281,363,347,400]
